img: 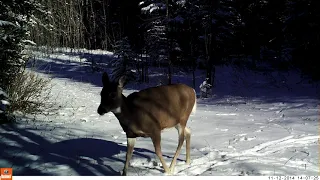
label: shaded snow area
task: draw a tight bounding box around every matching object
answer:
[0,49,319,176]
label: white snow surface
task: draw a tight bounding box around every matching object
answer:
[0,49,319,176]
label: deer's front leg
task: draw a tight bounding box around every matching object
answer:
[122,137,136,176]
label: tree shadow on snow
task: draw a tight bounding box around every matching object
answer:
[28,57,107,87]
[28,57,170,90]
[29,53,319,105]
[0,122,158,176]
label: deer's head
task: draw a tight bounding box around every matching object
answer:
[97,72,125,115]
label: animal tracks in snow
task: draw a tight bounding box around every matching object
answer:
[215,113,237,116]
[229,133,257,145]
[124,135,318,176]
[216,128,229,132]
[247,135,317,155]
[176,135,318,175]
[125,135,317,175]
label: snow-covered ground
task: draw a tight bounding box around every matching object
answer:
[0,49,319,176]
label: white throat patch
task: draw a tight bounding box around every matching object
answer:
[112,107,121,114]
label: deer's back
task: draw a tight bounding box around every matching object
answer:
[127,84,196,130]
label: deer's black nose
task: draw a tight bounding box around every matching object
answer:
[97,106,105,115]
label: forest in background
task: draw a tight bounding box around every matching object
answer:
[28,0,320,85]
[1,0,320,91]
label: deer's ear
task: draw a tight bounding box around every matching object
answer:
[102,72,110,86]
[118,76,126,88]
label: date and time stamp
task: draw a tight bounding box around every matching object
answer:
[268,176,319,180]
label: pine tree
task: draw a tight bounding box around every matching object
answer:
[0,0,40,88]
[111,37,138,83]
[283,0,320,79]
[186,0,239,84]
[140,0,170,83]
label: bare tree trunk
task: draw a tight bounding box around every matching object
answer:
[90,0,96,49]
[144,46,149,83]
[77,0,85,48]
[204,0,218,86]
[192,65,196,89]
[102,0,108,49]
[166,0,172,85]
[188,20,196,89]
[191,45,196,89]
[204,26,213,85]
[30,0,86,49]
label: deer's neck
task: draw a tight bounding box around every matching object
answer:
[113,94,132,126]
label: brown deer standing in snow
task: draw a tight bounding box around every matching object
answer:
[97,72,197,175]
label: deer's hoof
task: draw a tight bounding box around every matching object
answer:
[169,167,175,174]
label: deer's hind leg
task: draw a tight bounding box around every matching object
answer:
[169,123,185,173]
[184,127,191,164]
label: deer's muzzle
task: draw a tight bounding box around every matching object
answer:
[97,105,106,115]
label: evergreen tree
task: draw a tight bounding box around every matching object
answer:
[111,37,138,83]
[283,0,320,79]
[140,0,171,83]
[0,0,40,88]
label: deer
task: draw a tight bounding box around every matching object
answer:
[97,72,197,175]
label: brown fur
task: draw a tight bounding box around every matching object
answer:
[97,73,196,175]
